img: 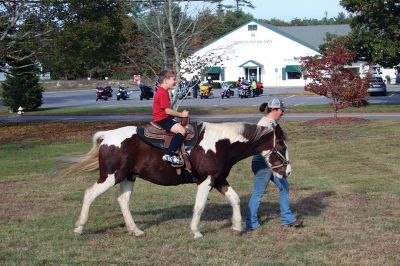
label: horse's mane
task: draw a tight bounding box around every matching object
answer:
[200,122,273,143]
[244,123,275,141]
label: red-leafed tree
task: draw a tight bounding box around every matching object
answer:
[301,43,370,118]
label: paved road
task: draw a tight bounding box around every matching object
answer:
[34,85,400,109]
[1,86,399,123]
[2,113,400,124]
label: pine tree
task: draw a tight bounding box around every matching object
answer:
[1,57,43,112]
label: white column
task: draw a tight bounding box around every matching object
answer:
[257,67,259,81]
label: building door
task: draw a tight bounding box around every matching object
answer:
[240,60,263,82]
[249,68,257,81]
[245,68,261,81]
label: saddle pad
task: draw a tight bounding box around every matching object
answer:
[144,124,195,140]
[137,122,198,151]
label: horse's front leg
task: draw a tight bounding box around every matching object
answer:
[190,176,212,239]
[216,180,242,234]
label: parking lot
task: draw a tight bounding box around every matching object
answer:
[38,85,400,109]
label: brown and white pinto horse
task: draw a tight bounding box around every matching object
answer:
[68,122,291,239]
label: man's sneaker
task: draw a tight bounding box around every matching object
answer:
[162,154,184,167]
[282,219,304,228]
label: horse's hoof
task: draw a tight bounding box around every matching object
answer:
[193,232,204,239]
[231,229,243,236]
[73,226,83,235]
[128,229,145,237]
[134,230,145,237]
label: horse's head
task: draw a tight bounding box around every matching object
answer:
[260,124,291,179]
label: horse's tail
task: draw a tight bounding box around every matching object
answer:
[60,131,106,176]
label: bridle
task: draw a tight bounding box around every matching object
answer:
[262,129,290,169]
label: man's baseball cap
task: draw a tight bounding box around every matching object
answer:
[268,98,287,111]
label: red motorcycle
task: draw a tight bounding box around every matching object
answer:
[96,86,113,101]
[254,82,264,96]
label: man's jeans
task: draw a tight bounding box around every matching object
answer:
[246,157,296,230]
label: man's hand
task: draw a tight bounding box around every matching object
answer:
[181,110,189,117]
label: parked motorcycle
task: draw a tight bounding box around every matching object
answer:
[253,82,264,97]
[238,81,252,98]
[221,82,234,98]
[177,83,191,100]
[96,86,113,101]
[139,84,154,100]
[116,86,131,101]
[199,82,213,99]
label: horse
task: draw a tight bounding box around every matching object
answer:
[66,121,291,239]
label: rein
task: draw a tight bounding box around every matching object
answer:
[262,129,290,169]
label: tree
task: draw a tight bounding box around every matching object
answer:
[38,0,127,79]
[234,0,254,12]
[1,1,45,112]
[1,62,43,112]
[114,9,149,78]
[301,42,370,117]
[1,0,44,74]
[1,45,43,112]
[260,12,352,27]
[340,0,400,67]
[132,0,223,108]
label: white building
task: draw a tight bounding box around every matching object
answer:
[183,20,353,86]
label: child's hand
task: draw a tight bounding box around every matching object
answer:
[182,110,189,117]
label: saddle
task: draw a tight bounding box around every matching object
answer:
[142,121,196,148]
[137,117,199,172]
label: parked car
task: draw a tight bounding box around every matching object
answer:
[368,76,387,96]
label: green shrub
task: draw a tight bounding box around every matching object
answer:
[213,82,221,89]
[1,62,43,112]
[111,72,134,80]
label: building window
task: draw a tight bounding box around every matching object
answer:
[284,65,302,80]
[248,25,257,31]
[207,73,220,81]
[287,72,302,79]
[202,66,222,81]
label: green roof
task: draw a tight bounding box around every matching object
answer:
[239,60,264,68]
[255,20,320,52]
[285,65,302,73]
[202,66,222,74]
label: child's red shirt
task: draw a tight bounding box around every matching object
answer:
[152,86,171,122]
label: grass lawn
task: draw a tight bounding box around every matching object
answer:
[1,104,400,116]
[1,121,400,265]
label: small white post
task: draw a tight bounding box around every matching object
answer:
[17,106,24,115]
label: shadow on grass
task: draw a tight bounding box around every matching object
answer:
[293,190,336,217]
[84,190,335,235]
[132,191,335,229]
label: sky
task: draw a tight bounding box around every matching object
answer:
[240,0,349,21]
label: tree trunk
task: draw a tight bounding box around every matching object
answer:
[155,14,168,69]
[167,0,182,110]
